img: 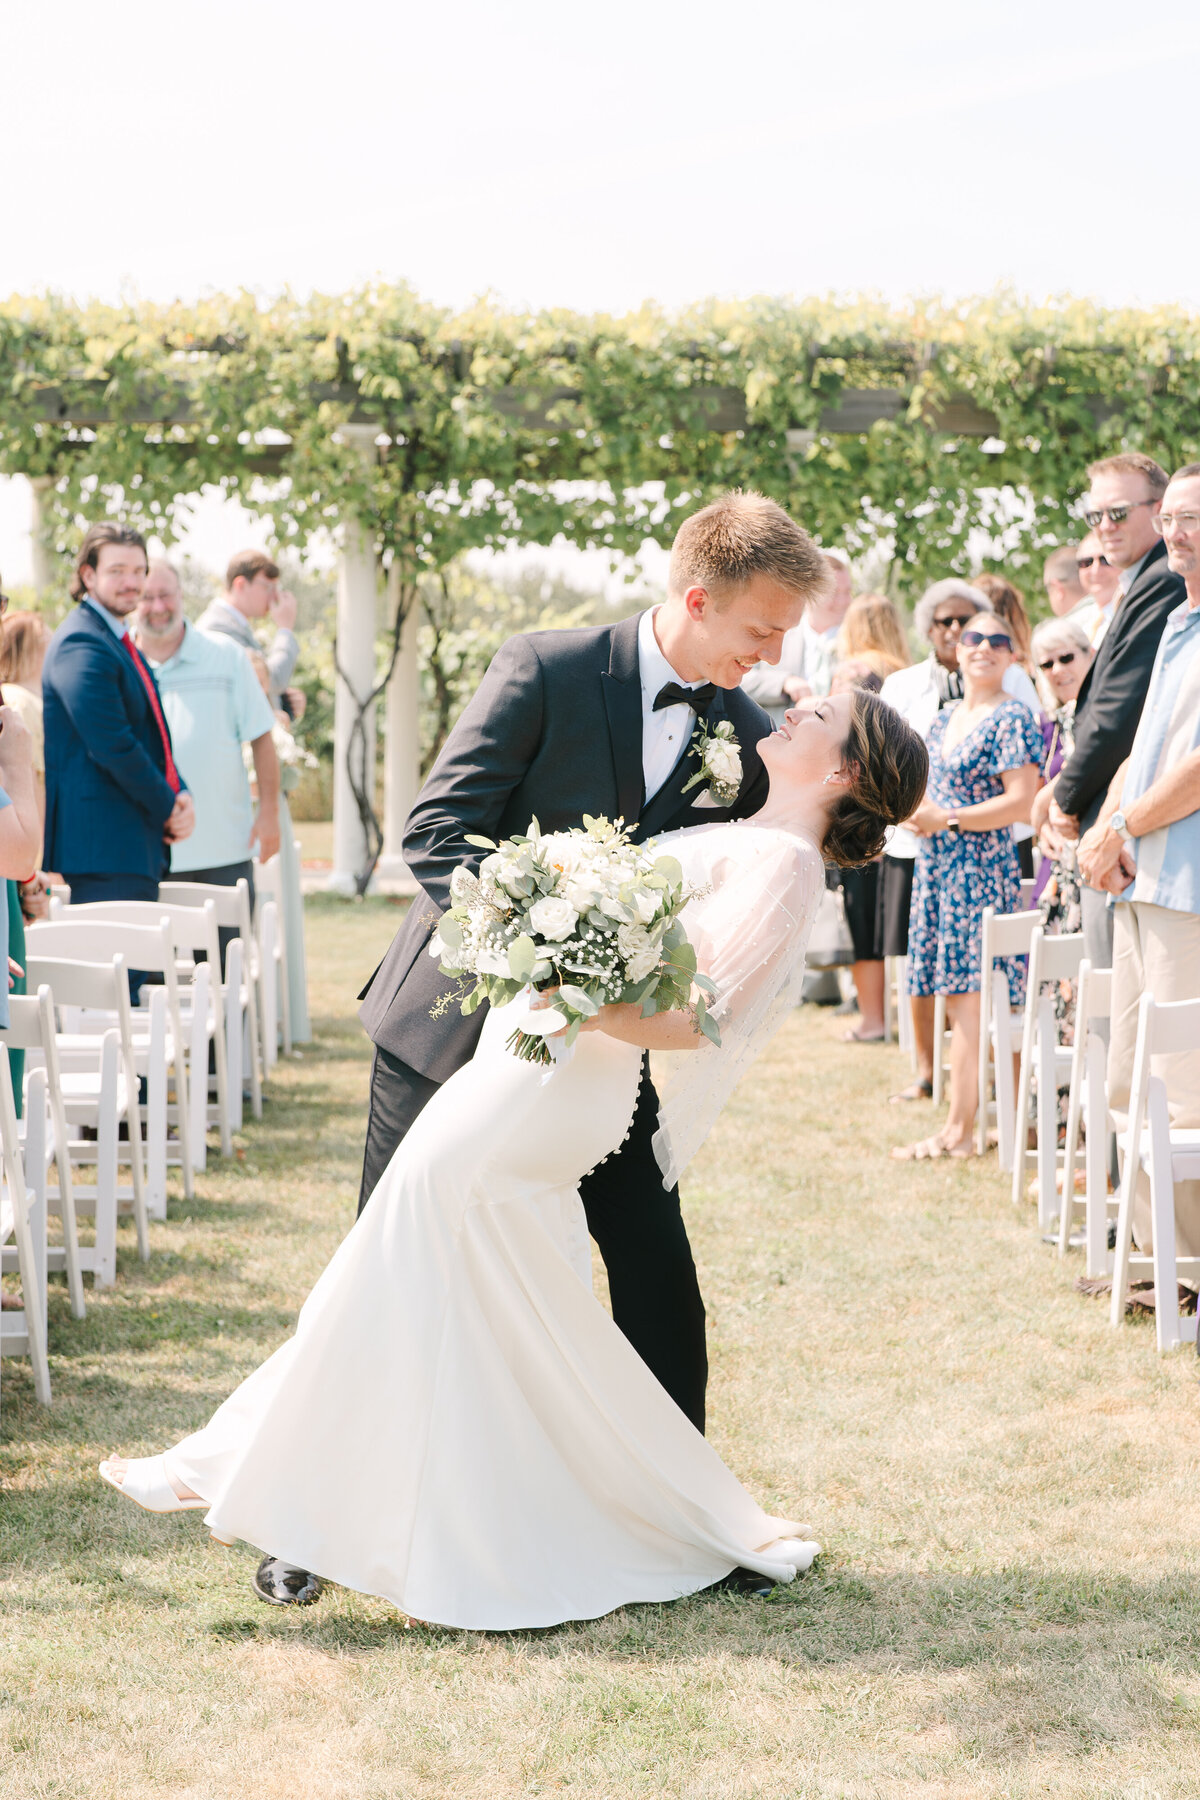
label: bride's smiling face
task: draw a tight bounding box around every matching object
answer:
[759,693,854,786]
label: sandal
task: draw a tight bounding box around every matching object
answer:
[843,1028,885,1043]
[888,1080,933,1103]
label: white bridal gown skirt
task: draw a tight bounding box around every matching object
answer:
[167,1003,817,1629]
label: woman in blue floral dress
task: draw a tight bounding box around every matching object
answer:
[893,611,1044,1161]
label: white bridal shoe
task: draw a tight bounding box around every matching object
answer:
[98,1454,208,1516]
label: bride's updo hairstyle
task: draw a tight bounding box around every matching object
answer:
[821,691,929,868]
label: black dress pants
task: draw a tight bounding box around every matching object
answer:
[357,1043,709,1433]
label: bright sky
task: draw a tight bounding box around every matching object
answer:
[3,0,1199,584]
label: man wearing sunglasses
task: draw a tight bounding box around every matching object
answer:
[1076,463,1200,1261]
[1073,530,1122,647]
[1032,452,1184,974]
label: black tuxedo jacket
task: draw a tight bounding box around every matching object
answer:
[359,611,774,1081]
[1055,537,1186,830]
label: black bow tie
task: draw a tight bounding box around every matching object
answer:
[653,680,717,716]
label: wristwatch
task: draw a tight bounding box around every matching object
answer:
[1110,809,1135,843]
[945,816,962,836]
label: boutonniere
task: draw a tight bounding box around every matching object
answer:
[681,717,743,808]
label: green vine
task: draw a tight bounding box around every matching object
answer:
[4,286,1199,597]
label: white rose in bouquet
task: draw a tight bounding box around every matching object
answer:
[617,921,660,984]
[632,888,662,926]
[527,895,579,941]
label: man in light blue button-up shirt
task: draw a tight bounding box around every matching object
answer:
[1077,462,1200,1255]
[135,564,280,944]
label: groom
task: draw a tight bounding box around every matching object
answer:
[253,491,827,1607]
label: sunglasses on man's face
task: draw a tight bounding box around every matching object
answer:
[960,630,1012,650]
[1082,499,1156,529]
[1075,554,1109,569]
[931,614,977,630]
[1038,651,1077,671]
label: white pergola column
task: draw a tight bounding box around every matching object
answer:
[327,426,379,895]
[373,564,422,888]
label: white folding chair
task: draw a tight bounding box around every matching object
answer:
[254,857,293,1059]
[1110,995,1200,1352]
[22,954,143,1285]
[161,879,262,1123]
[885,954,914,1056]
[1057,961,1116,1275]
[976,906,1040,1163]
[0,1045,51,1412]
[61,900,233,1161]
[5,986,85,1318]
[1011,927,1086,1229]
[1019,877,1038,908]
[27,917,194,1207]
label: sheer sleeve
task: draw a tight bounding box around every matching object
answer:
[651,825,825,1188]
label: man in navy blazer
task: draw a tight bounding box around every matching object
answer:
[43,523,194,902]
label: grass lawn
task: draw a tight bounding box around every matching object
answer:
[4,894,1200,1799]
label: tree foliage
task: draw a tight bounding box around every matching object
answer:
[4,286,1199,595]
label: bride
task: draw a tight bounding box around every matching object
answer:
[101,689,927,1630]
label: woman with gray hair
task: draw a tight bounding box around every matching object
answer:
[877,580,1041,1101]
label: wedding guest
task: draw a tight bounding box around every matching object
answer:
[1032,452,1184,974]
[1073,530,1122,646]
[245,651,312,1044]
[876,581,1040,1102]
[1031,615,1095,920]
[834,594,911,681]
[0,610,50,858]
[43,524,193,908]
[742,549,852,719]
[135,562,279,966]
[830,659,887,1041]
[196,550,302,715]
[1029,617,1096,1074]
[891,613,1042,1160]
[1075,462,1200,1256]
[975,573,1034,671]
[1042,546,1084,619]
[0,586,41,1105]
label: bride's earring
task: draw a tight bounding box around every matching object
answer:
[823,773,840,786]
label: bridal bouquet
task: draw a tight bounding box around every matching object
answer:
[430,815,719,1064]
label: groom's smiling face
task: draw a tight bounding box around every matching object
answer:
[676,575,806,688]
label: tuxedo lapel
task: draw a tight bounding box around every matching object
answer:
[601,613,645,830]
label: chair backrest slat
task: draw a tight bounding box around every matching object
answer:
[1146,996,1200,1059]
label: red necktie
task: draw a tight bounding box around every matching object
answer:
[122,634,182,794]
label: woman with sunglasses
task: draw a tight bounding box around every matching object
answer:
[892,612,1044,1160]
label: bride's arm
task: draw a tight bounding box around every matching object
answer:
[584,1003,705,1051]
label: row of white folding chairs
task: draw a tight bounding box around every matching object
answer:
[0,1043,52,1418]
[0,960,136,1413]
[996,918,1200,1355]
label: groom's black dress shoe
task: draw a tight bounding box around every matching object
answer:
[253,1556,325,1606]
[712,1565,777,1599]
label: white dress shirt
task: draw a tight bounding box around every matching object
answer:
[637,607,707,803]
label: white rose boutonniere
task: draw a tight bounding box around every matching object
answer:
[681,717,742,808]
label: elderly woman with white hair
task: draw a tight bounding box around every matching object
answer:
[877,580,1041,1102]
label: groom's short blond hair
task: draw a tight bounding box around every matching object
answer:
[667,491,828,608]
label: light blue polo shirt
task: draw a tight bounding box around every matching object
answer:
[143,624,276,874]
[1125,598,1200,915]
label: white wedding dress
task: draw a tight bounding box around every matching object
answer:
[164,822,825,1629]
